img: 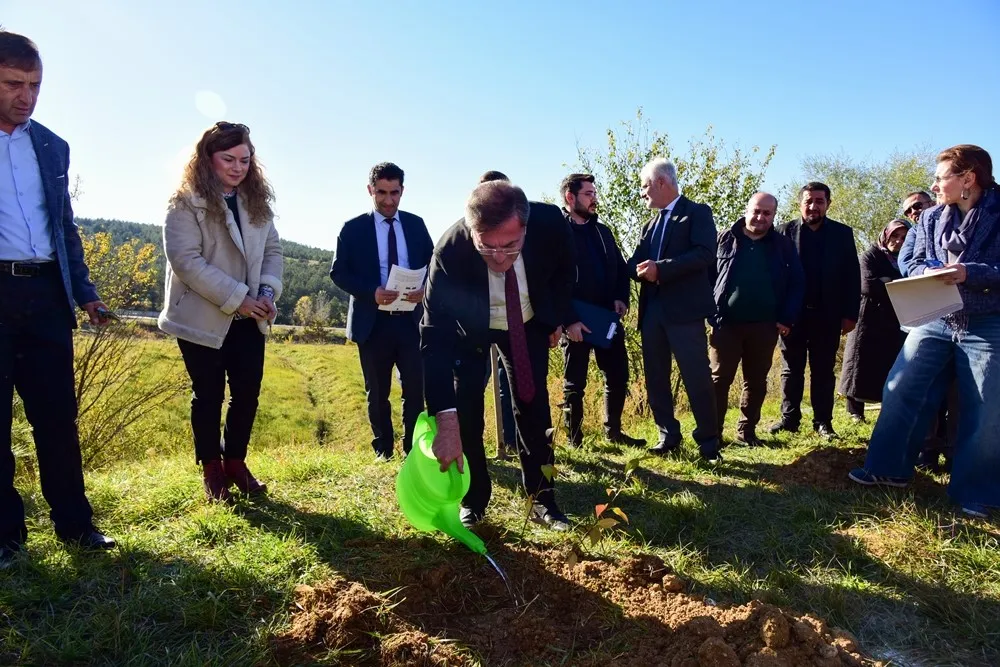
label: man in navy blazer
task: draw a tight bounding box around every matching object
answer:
[331,162,434,459]
[0,31,116,567]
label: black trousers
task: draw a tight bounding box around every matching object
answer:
[562,328,629,440]
[454,320,556,516]
[777,308,841,427]
[640,310,718,452]
[709,322,779,437]
[357,312,423,457]
[0,269,94,548]
[178,318,265,463]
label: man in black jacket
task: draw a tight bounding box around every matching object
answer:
[331,162,434,459]
[711,193,804,446]
[770,182,861,439]
[421,181,574,530]
[627,158,720,461]
[560,174,644,448]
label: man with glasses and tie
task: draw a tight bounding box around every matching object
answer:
[627,157,721,461]
[421,180,575,530]
[331,162,434,460]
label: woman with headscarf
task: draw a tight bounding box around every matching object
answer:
[850,145,1000,519]
[838,219,910,422]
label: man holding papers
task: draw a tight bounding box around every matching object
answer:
[559,174,645,449]
[331,162,434,459]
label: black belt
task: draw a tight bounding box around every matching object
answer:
[0,261,59,277]
[378,309,408,317]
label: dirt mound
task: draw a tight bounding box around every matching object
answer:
[773,446,943,493]
[273,546,882,666]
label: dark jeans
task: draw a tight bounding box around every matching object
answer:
[708,322,779,438]
[777,308,841,427]
[455,320,556,517]
[178,318,265,463]
[357,312,423,457]
[845,397,865,418]
[0,269,94,548]
[640,312,718,452]
[562,328,629,441]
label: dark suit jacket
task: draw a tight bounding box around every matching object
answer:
[421,202,575,415]
[330,210,434,345]
[27,120,100,324]
[776,218,862,322]
[626,195,717,328]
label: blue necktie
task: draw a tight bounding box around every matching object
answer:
[650,209,669,260]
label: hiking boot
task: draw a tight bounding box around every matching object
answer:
[224,459,267,495]
[460,507,484,528]
[848,468,909,488]
[202,459,233,502]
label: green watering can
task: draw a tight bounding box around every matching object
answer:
[396,411,486,555]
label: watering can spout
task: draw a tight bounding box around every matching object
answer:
[396,412,487,555]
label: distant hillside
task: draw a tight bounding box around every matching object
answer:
[77,218,348,325]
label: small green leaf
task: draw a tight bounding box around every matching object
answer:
[606,487,615,497]
[540,464,557,481]
[587,526,602,547]
[612,507,629,524]
[597,518,619,529]
[566,551,578,567]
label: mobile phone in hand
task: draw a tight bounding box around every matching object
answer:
[96,307,121,322]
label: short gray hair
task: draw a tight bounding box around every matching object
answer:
[641,157,678,187]
[465,180,530,233]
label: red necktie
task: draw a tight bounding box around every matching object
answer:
[504,267,535,404]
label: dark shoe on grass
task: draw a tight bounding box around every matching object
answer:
[848,468,909,488]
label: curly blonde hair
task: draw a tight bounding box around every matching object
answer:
[170,122,275,226]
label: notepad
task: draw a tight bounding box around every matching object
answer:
[885,269,963,327]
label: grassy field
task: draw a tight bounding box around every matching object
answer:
[1,339,998,665]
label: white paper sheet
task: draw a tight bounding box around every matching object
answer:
[885,269,964,327]
[378,265,427,312]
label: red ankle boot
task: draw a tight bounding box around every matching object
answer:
[223,459,267,495]
[202,459,232,502]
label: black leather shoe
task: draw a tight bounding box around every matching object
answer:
[700,450,724,464]
[608,432,647,447]
[767,420,799,435]
[736,432,764,447]
[530,503,570,531]
[62,530,117,551]
[814,422,838,439]
[649,437,681,456]
[460,507,483,528]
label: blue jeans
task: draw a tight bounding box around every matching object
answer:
[864,315,1000,507]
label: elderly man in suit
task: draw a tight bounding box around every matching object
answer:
[770,182,861,439]
[331,162,434,460]
[422,180,575,530]
[0,31,116,567]
[627,157,721,461]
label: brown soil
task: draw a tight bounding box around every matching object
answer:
[772,445,942,493]
[273,545,884,666]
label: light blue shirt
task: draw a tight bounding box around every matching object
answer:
[374,209,409,285]
[0,121,54,261]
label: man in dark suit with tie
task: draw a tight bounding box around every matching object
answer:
[627,157,721,461]
[770,182,861,439]
[331,162,434,459]
[422,180,575,530]
[0,31,117,567]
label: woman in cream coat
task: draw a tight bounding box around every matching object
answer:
[159,122,283,502]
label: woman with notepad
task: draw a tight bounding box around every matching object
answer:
[849,145,1000,520]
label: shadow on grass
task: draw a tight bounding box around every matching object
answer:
[486,448,1000,665]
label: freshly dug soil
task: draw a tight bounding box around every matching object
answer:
[273,545,882,666]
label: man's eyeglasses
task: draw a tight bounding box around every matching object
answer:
[473,231,526,257]
[213,121,249,133]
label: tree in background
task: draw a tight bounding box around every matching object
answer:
[778,149,935,248]
[293,291,333,341]
[574,109,775,384]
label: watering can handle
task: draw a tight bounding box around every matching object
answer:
[446,458,466,494]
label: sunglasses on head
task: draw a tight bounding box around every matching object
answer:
[213,121,249,133]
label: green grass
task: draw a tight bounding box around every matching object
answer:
[1,340,998,665]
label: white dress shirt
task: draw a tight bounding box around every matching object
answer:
[373,209,409,285]
[0,120,55,261]
[488,253,534,330]
[652,194,681,259]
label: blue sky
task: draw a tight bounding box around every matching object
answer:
[6,0,1000,249]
